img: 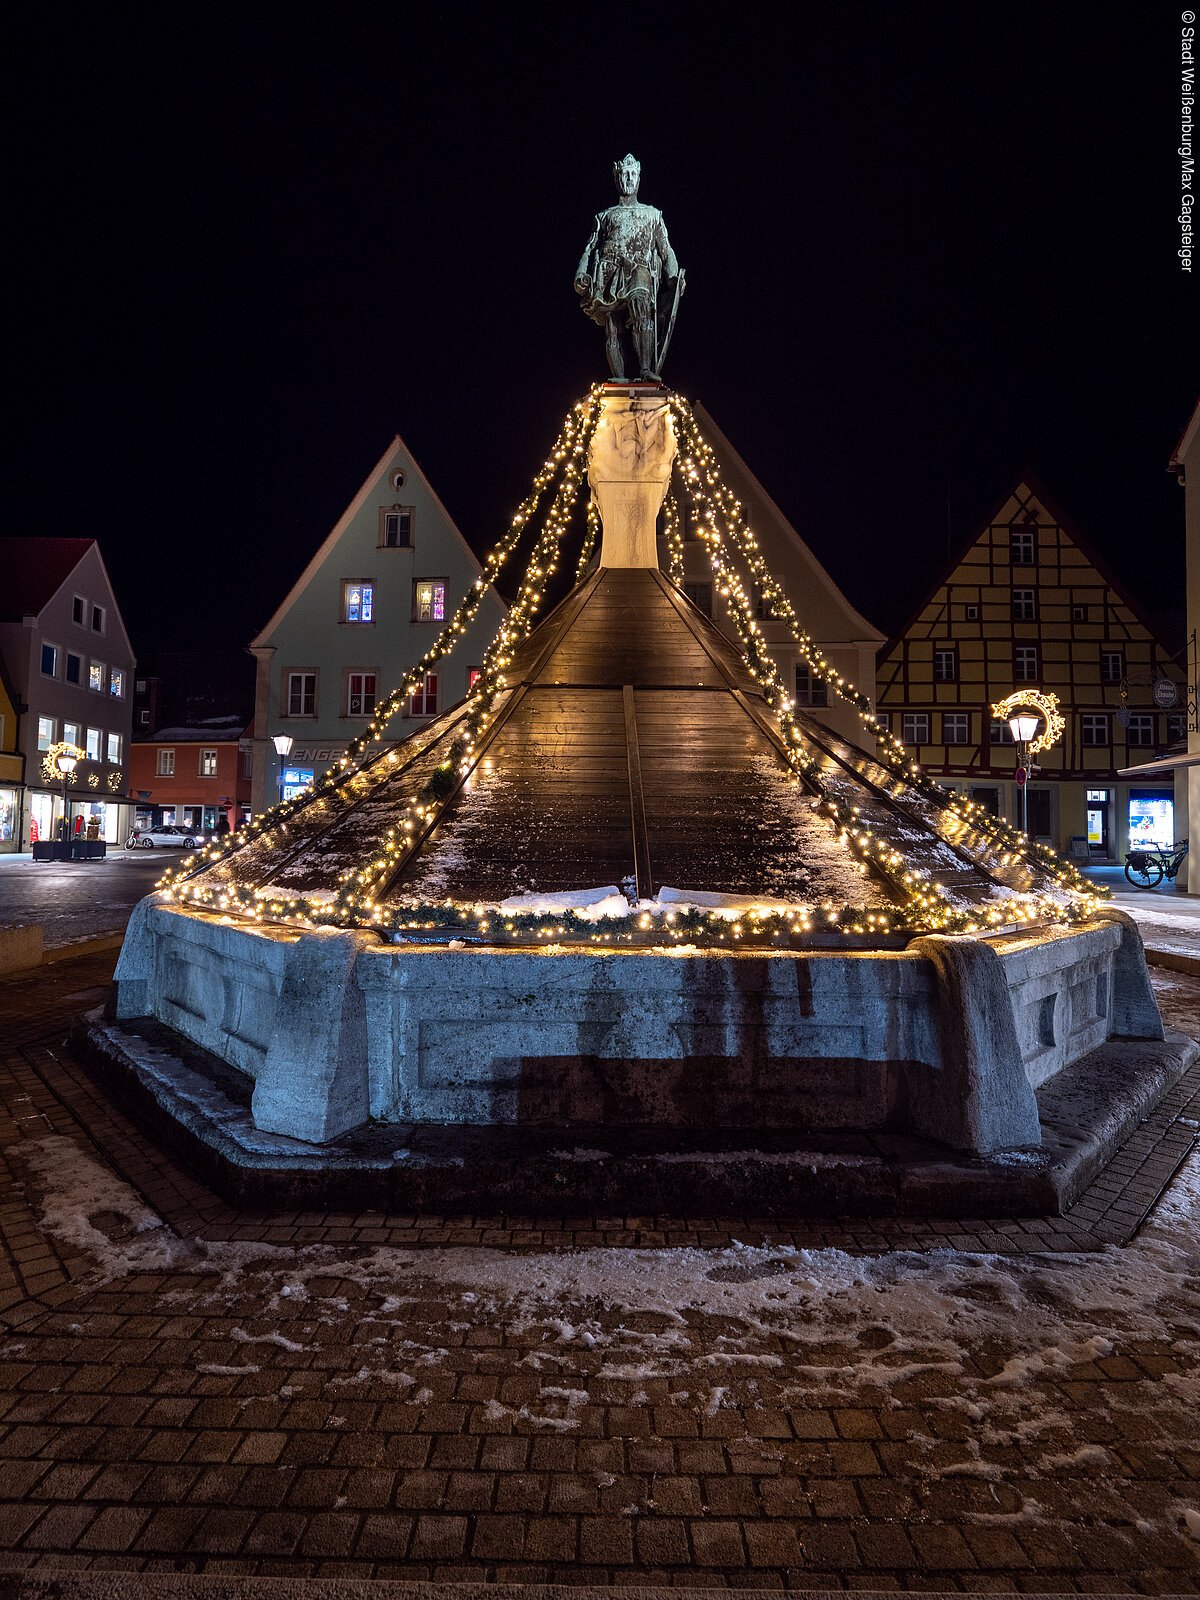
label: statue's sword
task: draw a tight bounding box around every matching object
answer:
[655,269,686,373]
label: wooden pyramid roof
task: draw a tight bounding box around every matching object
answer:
[195,567,1065,919]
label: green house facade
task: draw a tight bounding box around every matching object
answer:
[249,435,507,811]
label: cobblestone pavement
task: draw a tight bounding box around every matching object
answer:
[0,953,1197,1592]
[0,857,163,949]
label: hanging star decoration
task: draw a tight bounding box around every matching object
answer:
[990,690,1066,757]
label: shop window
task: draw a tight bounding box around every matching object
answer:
[287,672,317,717]
[1081,714,1110,746]
[40,643,58,677]
[281,765,314,802]
[795,661,828,707]
[380,507,414,548]
[157,748,175,776]
[342,581,374,623]
[107,732,122,764]
[1101,650,1124,684]
[66,652,82,685]
[1128,789,1174,848]
[109,668,124,699]
[347,672,377,716]
[942,712,969,744]
[1125,715,1154,748]
[1014,645,1039,682]
[88,661,105,692]
[199,748,218,777]
[410,673,438,717]
[37,716,55,752]
[72,595,85,626]
[970,786,1000,815]
[902,712,930,744]
[1011,589,1036,621]
[683,581,712,617]
[413,580,446,622]
[933,647,957,682]
[85,728,101,761]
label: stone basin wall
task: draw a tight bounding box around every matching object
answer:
[112,897,1163,1154]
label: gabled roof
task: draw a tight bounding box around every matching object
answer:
[0,538,95,622]
[693,404,884,645]
[250,432,505,650]
[877,473,1170,659]
[1169,395,1200,471]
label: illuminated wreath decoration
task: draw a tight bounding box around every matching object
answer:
[40,741,86,786]
[990,690,1066,757]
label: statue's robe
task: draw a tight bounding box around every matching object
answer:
[576,201,680,324]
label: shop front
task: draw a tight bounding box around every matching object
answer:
[1128,787,1176,850]
[27,789,128,850]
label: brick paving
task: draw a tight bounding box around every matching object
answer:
[0,949,1196,1591]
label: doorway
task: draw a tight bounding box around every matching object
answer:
[1086,787,1111,861]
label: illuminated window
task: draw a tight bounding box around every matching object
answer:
[933,648,957,682]
[1014,645,1039,682]
[88,661,105,692]
[41,643,58,677]
[1010,521,1037,564]
[37,716,55,752]
[1011,589,1036,621]
[85,728,102,761]
[413,580,446,622]
[199,748,218,777]
[107,732,122,765]
[287,672,317,717]
[157,748,175,776]
[109,669,124,698]
[1101,650,1124,684]
[66,652,82,685]
[942,713,969,744]
[380,507,414,548]
[1125,715,1154,748]
[683,581,712,617]
[795,661,828,707]
[752,583,777,620]
[410,672,439,717]
[902,713,929,744]
[347,672,377,716]
[64,722,81,747]
[1081,715,1110,746]
[342,581,374,623]
[467,667,483,691]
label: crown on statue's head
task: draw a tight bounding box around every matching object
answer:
[613,152,641,181]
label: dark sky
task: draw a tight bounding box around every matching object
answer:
[11,5,1197,661]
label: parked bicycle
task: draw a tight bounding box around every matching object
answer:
[1124,839,1189,888]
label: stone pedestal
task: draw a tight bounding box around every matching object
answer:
[588,387,677,567]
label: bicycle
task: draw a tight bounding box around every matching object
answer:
[1124,839,1189,888]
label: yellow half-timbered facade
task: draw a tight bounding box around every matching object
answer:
[876,481,1187,863]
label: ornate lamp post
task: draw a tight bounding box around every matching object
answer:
[992,691,1066,841]
[54,750,78,849]
[272,733,294,808]
[1007,711,1040,835]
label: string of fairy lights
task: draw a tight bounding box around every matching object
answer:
[159,385,1103,943]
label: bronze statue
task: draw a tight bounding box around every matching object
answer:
[575,154,685,382]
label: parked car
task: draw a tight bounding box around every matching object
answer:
[126,824,195,850]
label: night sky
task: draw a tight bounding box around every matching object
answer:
[11,5,1197,663]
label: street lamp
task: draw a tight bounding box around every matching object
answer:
[54,751,78,849]
[272,733,293,807]
[1008,711,1040,836]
